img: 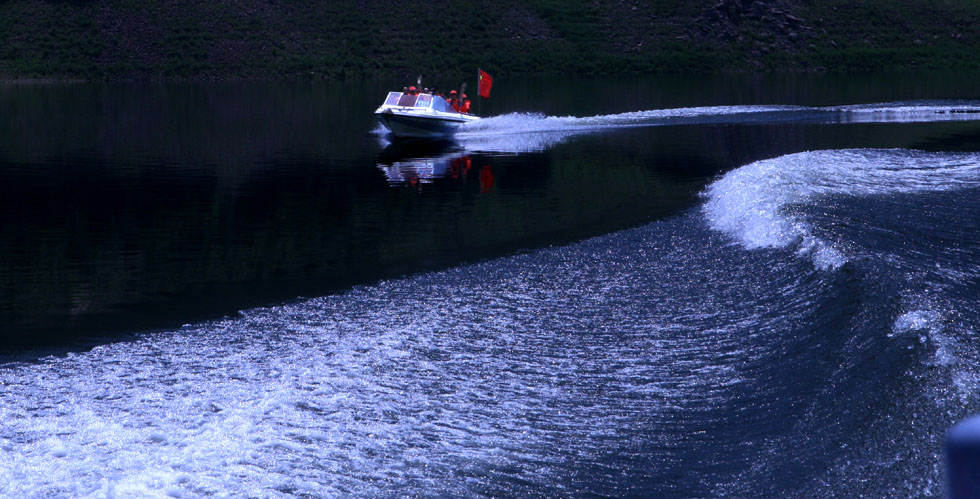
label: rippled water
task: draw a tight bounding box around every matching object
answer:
[3,74,980,497]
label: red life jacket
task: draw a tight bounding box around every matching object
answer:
[460,99,471,114]
[449,98,460,112]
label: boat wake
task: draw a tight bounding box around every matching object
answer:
[445,100,980,153]
[701,147,980,412]
[5,145,980,497]
[702,148,980,270]
[699,147,980,497]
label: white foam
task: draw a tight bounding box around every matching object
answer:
[458,105,805,135]
[452,106,808,152]
[456,101,980,140]
[829,101,980,124]
[703,149,980,270]
[892,308,965,373]
[891,309,941,338]
[0,257,756,497]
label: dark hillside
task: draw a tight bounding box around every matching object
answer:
[1,0,978,80]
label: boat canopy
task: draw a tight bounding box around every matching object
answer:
[382,92,454,113]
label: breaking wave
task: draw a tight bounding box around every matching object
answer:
[699,147,980,497]
[702,149,980,270]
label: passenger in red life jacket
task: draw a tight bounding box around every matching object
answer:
[447,90,460,112]
[460,93,471,114]
[408,86,418,95]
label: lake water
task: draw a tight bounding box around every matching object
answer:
[2,72,980,496]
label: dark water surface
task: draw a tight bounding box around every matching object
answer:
[2,72,980,496]
[3,72,980,344]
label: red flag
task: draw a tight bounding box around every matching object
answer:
[478,69,493,98]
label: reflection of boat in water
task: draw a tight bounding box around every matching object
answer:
[376,137,459,164]
[376,139,492,189]
[376,139,461,185]
[379,156,451,185]
[375,91,480,138]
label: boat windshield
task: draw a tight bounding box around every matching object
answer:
[396,93,418,107]
[432,96,452,113]
[384,92,402,106]
[384,92,438,109]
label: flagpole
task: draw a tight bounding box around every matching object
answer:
[478,68,482,117]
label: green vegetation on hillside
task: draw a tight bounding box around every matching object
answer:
[1,0,978,80]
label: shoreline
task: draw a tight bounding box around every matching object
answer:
[3,0,978,83]
[3,65,978,86]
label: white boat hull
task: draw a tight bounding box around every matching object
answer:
[374,91,480,139]
[376,109,471,138]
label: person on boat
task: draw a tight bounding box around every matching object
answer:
[447,90,460,112]
[408,86,418,95]
[460,93,471,114]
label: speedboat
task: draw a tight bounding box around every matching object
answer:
[375,91,480,139]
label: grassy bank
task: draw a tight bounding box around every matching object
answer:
[1,0,978,80]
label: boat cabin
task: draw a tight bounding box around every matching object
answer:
[382,92,455,113]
